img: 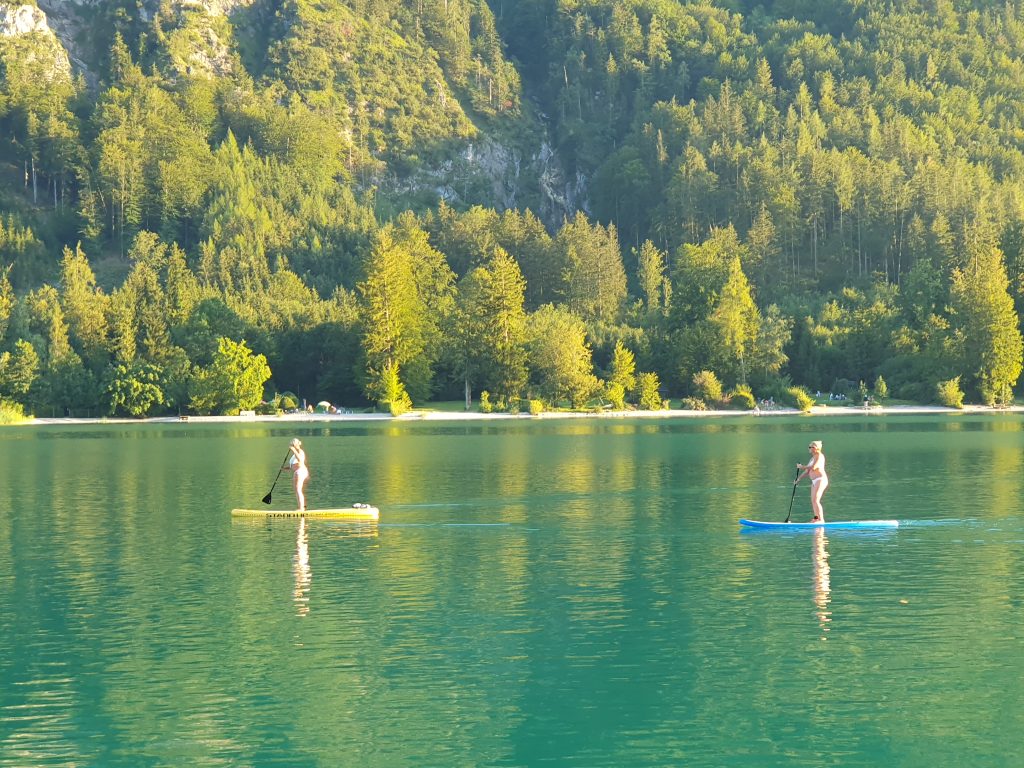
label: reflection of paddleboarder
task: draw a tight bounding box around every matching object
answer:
[795,440,828,521]
[285,438,309,512]
[294,517,310,616]
[812,528,831,633]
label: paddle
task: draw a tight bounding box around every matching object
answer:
[262,450,291,505]
[784,466,801,523]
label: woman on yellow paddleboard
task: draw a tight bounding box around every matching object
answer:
[285,438,309,512]
[795,440,828,522]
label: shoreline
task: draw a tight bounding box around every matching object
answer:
[23,403,1024,426]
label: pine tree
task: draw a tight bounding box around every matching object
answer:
[455,246,528,407]
[635,240,667,316]
[358,226,423,407]
[709,256,760,386]
[949,241,1023,405]
[59,244,109,371]
[608,340,637,395]
[555,211,627,323]
[0,267,13,342]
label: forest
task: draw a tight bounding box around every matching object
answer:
[1,0,1023,418]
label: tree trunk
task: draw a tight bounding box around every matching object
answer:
[464,378,471,410]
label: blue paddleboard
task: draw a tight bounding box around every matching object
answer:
[739,518,899,530]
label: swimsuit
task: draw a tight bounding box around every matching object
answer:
[290,452,308,480]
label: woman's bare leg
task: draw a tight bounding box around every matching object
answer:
[293,473,306,512]
[811,480,827,521]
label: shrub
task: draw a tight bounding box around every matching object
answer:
[873,375,888,401]
[278,392,299,411]
[605,381,626,410]
[728,384,757,410]
[786,386,815,412]
[0,399,29,424]
[692,370,723,404]
[255,400,278,415]
[980,378,1013,407]
[388,393,412,416]
[636,372,662,410]
[680,396,707,410]
[479,390,492,413]
[528,399,544,415]
[936,377,965,408]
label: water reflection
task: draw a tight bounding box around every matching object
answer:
[812,528,831,636]
[294,518,311,616]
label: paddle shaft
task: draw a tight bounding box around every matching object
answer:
[784,466,801,523]
[262,450,292,504]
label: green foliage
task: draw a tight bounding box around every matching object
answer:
[453,246,529,403]
[608,341,637,396]
[359,219,455,403]
[528,398,544,415]
[786,386,815,413]
[0,340,41,400]
[605,381,626,410]
[0,217,49,289]
[479,390,492,414]
[692,370,723,404]
[636,371,663,411]
[59,244,109,370]
[104,360,165,417]
[255,400,279,415]
[0,399,29,424]
[368,361,411,416]
[728,384,757,410]
[873,375,888,401]
[190,337,271,415]
[555,212,627,323]
[635,240,668,317]
[936,376,965,409]
[680,397,707,411]
[0,267,13,340]
[177,298,249,366]
[526,304,600,408]
[46,353,100,413]
[4,0,1024,411]
[949,241,1023,405]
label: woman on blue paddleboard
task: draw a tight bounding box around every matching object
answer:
[795,440,828,522]
[286,438,309,512]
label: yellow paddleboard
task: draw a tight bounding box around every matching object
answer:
[231,506,379,521]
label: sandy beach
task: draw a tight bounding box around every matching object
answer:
[24,402,1024,426]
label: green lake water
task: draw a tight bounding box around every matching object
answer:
[2,414,1024,767]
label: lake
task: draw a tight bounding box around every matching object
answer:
[2,414,1024,767]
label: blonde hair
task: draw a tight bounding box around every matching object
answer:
[290,438,301,447]
[809,440,822,450]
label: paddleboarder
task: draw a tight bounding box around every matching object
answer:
[285,438,309,512]
[795,440,828,522]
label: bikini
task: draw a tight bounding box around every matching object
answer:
[290,451,309,480]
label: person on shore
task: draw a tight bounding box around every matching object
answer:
[285,438,309,512]
[795,440,828,521]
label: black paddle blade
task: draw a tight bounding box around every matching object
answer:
[262,492,272,504]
